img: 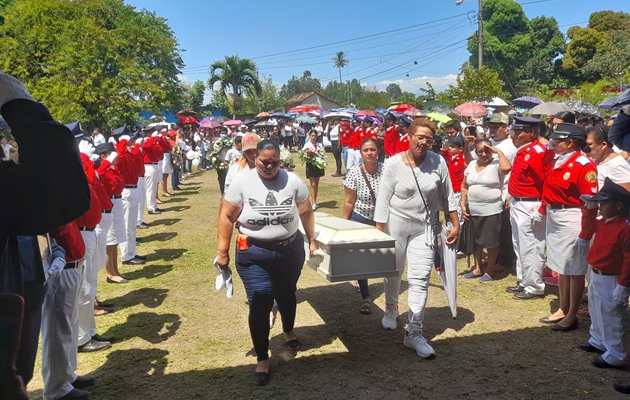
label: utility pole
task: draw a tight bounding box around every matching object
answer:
[456,0,483,68]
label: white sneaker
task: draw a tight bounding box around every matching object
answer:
[381,309,398,330]
[403,333,435,358]
[312,203,318,211]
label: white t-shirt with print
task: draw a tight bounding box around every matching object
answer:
[224,168,309,240]
[224,148,243,163]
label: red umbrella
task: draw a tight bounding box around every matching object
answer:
[355,110,378,118]
[288,105,320,113]
[402,107,421,116]
[391,104,415,112]
[177,116,198,125]
[452,102,489,118]
[176,109,198,117]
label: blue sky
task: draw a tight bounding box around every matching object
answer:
[126,0,625,101]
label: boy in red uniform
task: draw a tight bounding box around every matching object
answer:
[578,178,630,369]
[446,135,466,219]
[383,113,399,157]
[395,116,412,154]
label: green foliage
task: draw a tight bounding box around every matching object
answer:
[443,64,507,104]
[322,79,364,106]
[173,80,206,113]
[242,74,284,113]
[397,92,422,108]
[385,83,402,100]
[207,90,230,116]
[279,70,322,100]
[588,10,630,33]
[0,0,184,129]
[208,55,262,117]
[354,88,391,110]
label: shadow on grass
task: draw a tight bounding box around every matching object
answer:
[317,200,338,209]
[123,264,173,280]
[148,218,181,227]
[152,248,187,262]
[160,205,191,212]
[138,232,179,243]
[161,197,188,203]
[102,288,169,309]
[102,312,181,344]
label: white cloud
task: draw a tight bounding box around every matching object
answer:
[177,74,188,82]
[372,74,458,95]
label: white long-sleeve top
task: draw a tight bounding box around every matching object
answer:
[374,152,457,224]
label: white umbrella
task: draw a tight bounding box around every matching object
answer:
[528,102,572,115]
[322,111,353,120]
[480,97,509,107]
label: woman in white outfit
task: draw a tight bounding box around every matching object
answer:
[374,118,459,358]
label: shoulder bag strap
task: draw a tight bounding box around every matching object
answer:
[404,152,428,212]
[360,164,376,205]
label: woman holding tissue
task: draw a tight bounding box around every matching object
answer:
[216,139,318,386]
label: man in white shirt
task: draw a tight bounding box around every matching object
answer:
[238,125,248,137]
[92,129,105,146]
[224,135,243,164]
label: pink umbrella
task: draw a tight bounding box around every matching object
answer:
[223,119,243,127]
[355,110,378,118]
[453,102,489,118]
[201,120,221,129]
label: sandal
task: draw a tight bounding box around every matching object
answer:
[359,299,372,315]
[162,193,171,197]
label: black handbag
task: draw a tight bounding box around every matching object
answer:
[457,217,474,255]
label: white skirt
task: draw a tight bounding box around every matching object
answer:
[107,198,127,245]
[546,207,587,275]
[162,153,174,174]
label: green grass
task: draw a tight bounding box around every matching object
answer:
[27,152,630,399]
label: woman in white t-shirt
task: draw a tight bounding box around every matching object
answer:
[217,139,318,386]
[585,125,630,189]
[460,139,512,283]
[224,133,260,191]
[282,121,294,151]
[302,130,325,210]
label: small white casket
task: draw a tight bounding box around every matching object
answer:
[302,212,397,282]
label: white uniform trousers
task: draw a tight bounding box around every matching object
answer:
[346,148,362,171]
[94,212,112,270]
[588,272,627,366]
[510,200,546,295]
[119,187,139,261]
[144,164,158,212]
[77,231,98,346]
[41,266,83,400]
[384,213,436,336]
[137,176,146,225]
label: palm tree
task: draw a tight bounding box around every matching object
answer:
[208,55,262,118]
[332,51,349,83]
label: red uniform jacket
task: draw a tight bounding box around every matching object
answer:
[587,216,630,287]
[540,151,598,239]
[94,177,113,211]
[142,137,163,163]
[340,127,351,147]
[384,126,399,156]
[51,221,86,262]
[508,140,554,198]
[364,127,378,140]
[396,134,409,154]
[349,127,364,149]
[158,135,171,153]
[131,144,145,177]
[447,152,466,192]
[75,180,102,228]
[97,160,125,196]
[115,141,139,186]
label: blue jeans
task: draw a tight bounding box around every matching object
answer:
[236,232,305,361]
[171,166,180,190]
[341,146,348,172]
[350,211,375,300]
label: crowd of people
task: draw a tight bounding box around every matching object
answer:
[3,65,630,397]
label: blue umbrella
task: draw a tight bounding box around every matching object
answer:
[599,89,630,110]
[512,96,543,109]
[343,107,359,114]
[375,108,387,116]
[271,112,290,119]
[0,118,10,129]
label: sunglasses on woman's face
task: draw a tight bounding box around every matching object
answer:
[259,159,281,168]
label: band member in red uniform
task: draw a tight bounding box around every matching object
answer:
[142,134,163,214]
[534,123,598,331]
[383,113,400,158]
[339,121,351,173]
[158,130,173,198]
[347,118,364,170]
[95,142,128,284]
[395,116,412,154]
[364,117,378,140]
[506,117,555,300]
[446,135,466,218]
[131,139,149,229]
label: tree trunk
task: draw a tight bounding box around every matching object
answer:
[338,67,342,83]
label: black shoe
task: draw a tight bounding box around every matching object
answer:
[254,372,270,386]
[285,339,301,350]
[614,380,630,394]
[122,258,145,265]
[135,237,143,243]
[72,375,95,389]
[513,291,543,300]
[92,333,116,342]
[141,221,151,227]
[539,316,563,324]
[506,285,524,293]
[106,277,129,284]
[550,320,578,332]
[137,223,149,229]
[332,172,342,177]
[592,355,622,369]
[58,388,90,400]
[95,300,114,308]
[134,254,147,261]
[78,339,111,352]
[578,343,604,354]
[148,209,161,215]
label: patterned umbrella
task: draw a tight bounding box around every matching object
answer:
[528,102,572,115]
[564,100,602,117]
[512,96,543,109]
[389,104,415,112]
[599,89,630,110]
[452,102,489,118]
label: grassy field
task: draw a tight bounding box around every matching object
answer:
[27,152,630,399]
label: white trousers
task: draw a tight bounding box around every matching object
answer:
[510,200,546,295]
[384,213,435,336]
[41,267,83,400]
[119,187,139,261]
[94,212,112,270]
[144,164,158,212]
[137,176,146,225]
[588,273,627,366]
[78,231,97,346]
[346,148,362,171]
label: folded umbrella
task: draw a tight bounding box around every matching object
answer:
[437,222,458,319]
[213,256,233,299]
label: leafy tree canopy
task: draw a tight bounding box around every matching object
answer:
[278,70,322,100]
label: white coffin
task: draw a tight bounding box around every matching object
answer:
[302,212,397,282]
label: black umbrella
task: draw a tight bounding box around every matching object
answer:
[512,96,543,109]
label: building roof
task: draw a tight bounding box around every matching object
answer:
[283,91,341,108]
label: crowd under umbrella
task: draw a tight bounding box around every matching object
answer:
[528,102,572,116]
[512,96,543,109]
[296,116,317,124]
[452,102,489,118]
[599,89,630,110]
[563,100,602,117]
